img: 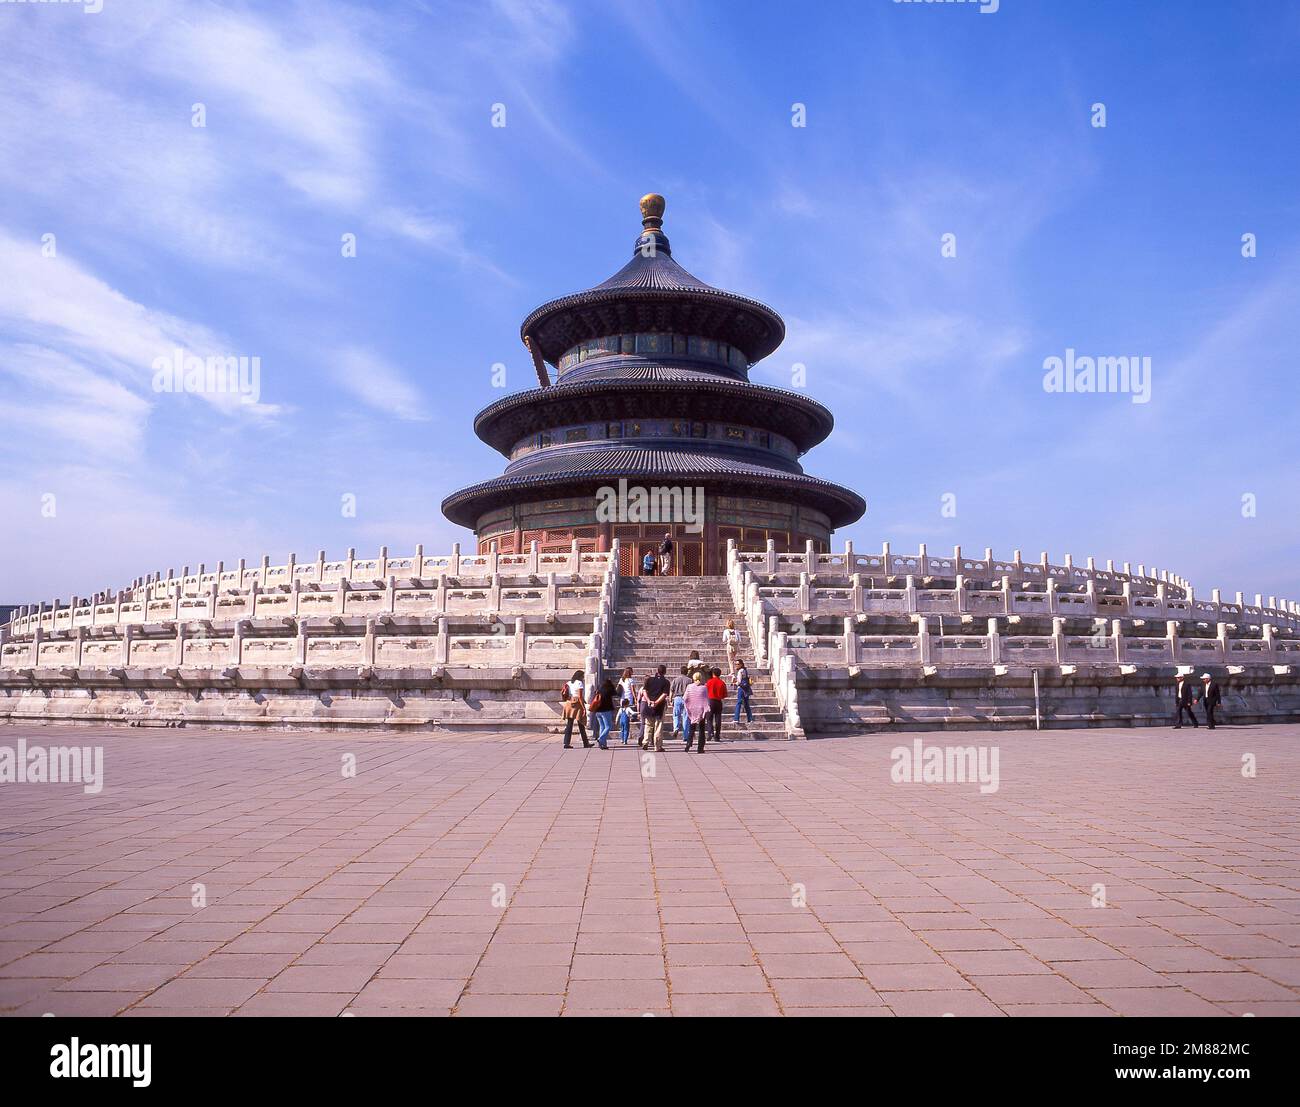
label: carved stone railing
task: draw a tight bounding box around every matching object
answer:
[726,539,1298,735]
[0,615,593,676]
[5,541,616,640]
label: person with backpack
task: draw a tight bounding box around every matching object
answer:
[733,659,753,726]
[561,670,591,748]
[722,619,739,676]
[588,678,616,749]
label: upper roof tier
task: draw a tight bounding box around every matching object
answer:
[519,194,786,370]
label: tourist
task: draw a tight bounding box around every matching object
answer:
[1200,674,1222,729]
[636,682,652,748]
[683,671,710,753]
[1173,674,1198,729]
[641,550,656,576]
[589,678,616,749]
[641,664,672,752]
[722,619,739,675]
[618,697,633,744]
[618,667,638,723]
[561,670,591,749]
[706,667,727,742]
[733,659,753,726]
[686,649,706,678]
[670,664,690,736]
[658,532,673,576]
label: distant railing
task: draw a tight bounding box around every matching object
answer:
[725,538,1299,735]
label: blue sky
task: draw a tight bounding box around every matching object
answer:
[2,0,1297,604]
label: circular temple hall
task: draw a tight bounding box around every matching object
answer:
[441,194,866,576]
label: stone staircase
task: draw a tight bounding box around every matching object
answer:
[604,576,788,740]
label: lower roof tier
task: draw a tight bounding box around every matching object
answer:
[441,445,866,530]
[473,370,836,456]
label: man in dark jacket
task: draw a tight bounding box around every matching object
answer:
[1174,674,1198,729]
[1200,674,1222,729]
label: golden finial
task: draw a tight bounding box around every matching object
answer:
[639,193,666,230]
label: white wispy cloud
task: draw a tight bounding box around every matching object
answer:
[331,346,431,422]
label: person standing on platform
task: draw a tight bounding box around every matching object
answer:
[658,532,674,576]
[683,671,710,752]
[733,660,753,726]
[561,670,591,749]
[1200,674,1222,729]
[641,550,656,576]
[1173,674,1198,729]
[706,667,727,743]
[670,665,690,737]
[642,664,671,753]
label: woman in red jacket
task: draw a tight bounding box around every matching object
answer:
[705,668,727,743]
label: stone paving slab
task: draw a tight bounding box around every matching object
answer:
[0,723,1297,1017]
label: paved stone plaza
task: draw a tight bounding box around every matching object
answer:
[1,724,1297,1017]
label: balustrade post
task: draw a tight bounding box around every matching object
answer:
[515,616,527,665]
[843,616,857,665]
[987,617,1001,665]
[916,615,931,666]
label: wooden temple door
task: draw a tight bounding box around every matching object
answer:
[675,540,703,576]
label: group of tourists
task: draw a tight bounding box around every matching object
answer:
[640,532,674,576]
[561,621,754,752]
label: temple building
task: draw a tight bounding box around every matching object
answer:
[441,194,865,576]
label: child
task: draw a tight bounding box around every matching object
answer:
[618,698,633,744]
[641,550,656,576]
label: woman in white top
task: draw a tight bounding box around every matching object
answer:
[722,619,739,675]
[618,667,638,718]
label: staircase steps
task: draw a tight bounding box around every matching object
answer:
[603,576,786,740]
